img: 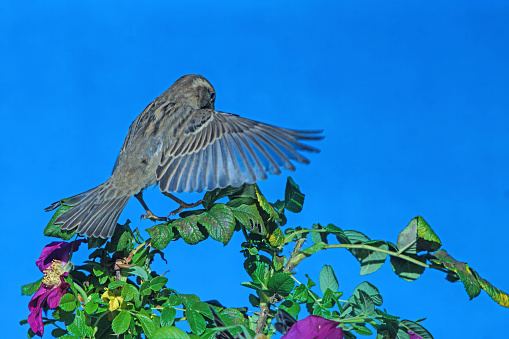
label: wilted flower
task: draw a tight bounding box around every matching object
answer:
[27,240,86,337]
[282,315,344,339]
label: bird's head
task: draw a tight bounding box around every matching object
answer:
[169,74,216,110]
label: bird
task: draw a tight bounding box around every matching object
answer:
[46,74,323,239]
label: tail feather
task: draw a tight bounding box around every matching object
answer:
[47,182,130,239]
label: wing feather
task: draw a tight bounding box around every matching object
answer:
[156,109,322,193]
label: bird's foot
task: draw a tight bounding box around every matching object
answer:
[141,210,168,222]
[168,199,204,216]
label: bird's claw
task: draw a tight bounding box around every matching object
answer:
[141,210,168,222]
[167,199,204,217]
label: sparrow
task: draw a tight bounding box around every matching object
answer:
[46,74,323,239]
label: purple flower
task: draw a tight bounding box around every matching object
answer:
[409,331,423,339]
[282,315,344,339]
[28,240,86,337]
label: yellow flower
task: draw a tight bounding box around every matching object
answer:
[101,288,125,311]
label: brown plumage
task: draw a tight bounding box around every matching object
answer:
[46,75,323,238]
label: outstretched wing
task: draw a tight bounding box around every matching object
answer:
[156,109,323,193]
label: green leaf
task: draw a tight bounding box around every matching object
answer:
[117,231,135,252]
[471,268,509,308]
[198,204,236,245]
[165,294,184,307]
[160,307,176,327]
[191,302,213,319]
[358,290,375,316]
[186,309,206,335]
[249,294,260,307]
[342,230,370,244]
[267,272,295,296]
[59,293,77,312]
[400,320,433,339]
[108,281,127,290]
[135,313,157,338]
[84,301,98,314]
[173,215,206,245]
[353,324,373,336]
[140,280,152,296]
[121,266,149,280]
[398,217,441,254]
[351,240,388,275]
[350,282,383,306]
[319,265,339,293]
[284,177,305,213]
[293,284,308,302]
[121,284,139,301]
[231,203,266,235]
[112,310,131,334]
[390,253,426,282]
[310,223,328,245]
[93,264,108,277]
[416,216,441,252]
[21,278,43,296]
[254,184,279,221]
[268,227,285,247]
[203,185,245,209]
[147,223,175,250]
[67,310,94,338]
[44,205,77,240]
[151,326,191,339]
[279,300,301,318]
[150,276,169,291]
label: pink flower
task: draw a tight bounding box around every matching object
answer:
[282,315,344,339]
[27,240,86,337]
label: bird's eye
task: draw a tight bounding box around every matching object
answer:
[210,92,215,102]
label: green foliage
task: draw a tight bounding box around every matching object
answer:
[23,177,509,338]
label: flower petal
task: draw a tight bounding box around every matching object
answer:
[35,239,87,271]
[28,286,53,337]
[46,277,70,308]
[282,315,344,339]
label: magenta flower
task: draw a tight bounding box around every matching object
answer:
[27,240,86,337]
[282,315,344,339]
[409,331,423,339]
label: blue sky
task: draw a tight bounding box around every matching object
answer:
[2,1,509,338]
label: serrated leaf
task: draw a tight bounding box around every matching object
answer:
[198,204,236,245]
[311,223,328,245]
[135,313,157,338]
[59,293,77,312]
[166,294,184,307]
[112,310,131,334]
[416,216,441,252]
[390,254,426,282]
[400,320,433,339]
[21,278,43,296]
[191,302,213,319]
[117,231,134,252]
[67,310,93,338]
[254,184,279,221]
[147,222,175,250]
[203,185,245,209]
[319,265,339,293]
[431,250,480,298]
[108,281,127,290]
[231,203,266,235]
[152,326,191,339]
[140,280,152,296]
[350,282,383,306]
[284,177,305,213]
[150,276,169,291]
[293,284,308,302]
[350,240,388,275]
[44,205,77,240]
[121,284,138,301]
[84,301,98,314]
[471,268,509,308]
[173,215,206,245]
[358,290,375,316]
[269,227,285,247]
[160,307,177,327]
[267,272,295,296]
[121,266,149,280]
[186,309,206,335]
